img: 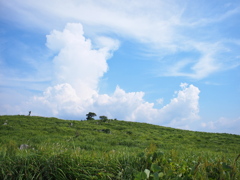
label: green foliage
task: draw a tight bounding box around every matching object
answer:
[99,115,108,122]
[2,140,18,157]
[86,112,97,120]
[0,115,240,179]
[133,149,240,180]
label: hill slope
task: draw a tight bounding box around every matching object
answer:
[0,115,239,153]
[0,115,239,179]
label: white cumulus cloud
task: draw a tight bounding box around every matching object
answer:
[200,117,240,135]
[46,23,119,100]
[21,23,200,129]
[28,82,200,129]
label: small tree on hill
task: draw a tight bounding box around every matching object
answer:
[99,115,108,122]
[86,112,97,120]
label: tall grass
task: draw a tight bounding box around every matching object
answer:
[0,143,239,179]
[0,115,239,179]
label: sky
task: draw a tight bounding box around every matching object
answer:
[0,0,239,135]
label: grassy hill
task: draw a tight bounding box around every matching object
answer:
[0,115,239,179]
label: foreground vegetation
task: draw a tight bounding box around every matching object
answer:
[0,115,239,179]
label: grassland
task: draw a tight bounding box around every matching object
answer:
[0,115,239,179]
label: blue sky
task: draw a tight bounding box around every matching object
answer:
[0,0,239,134]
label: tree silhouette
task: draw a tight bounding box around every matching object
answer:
[99,115,108,120]
[99,115,108,122]
[86,112,97,120]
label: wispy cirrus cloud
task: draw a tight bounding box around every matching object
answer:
[1,0,239,80]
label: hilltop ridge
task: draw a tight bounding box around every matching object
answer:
[1,115,239,153]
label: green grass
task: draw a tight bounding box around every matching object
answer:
[0,115,239,179]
